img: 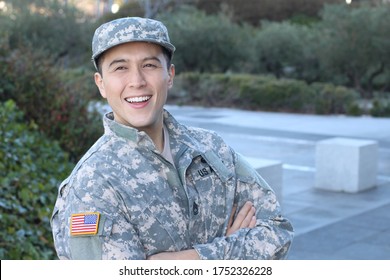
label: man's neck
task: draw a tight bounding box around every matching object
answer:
[143,122,164,153]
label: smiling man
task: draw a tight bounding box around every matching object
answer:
[50,17,294,260]
[94,41,173,152]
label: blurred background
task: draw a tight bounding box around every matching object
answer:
[0,0,389,259]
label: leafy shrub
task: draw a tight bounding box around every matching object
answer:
[169,72,359,114]
[316,4,390,98]
[55,68,103,161]
[311,82,360,114]
[171,72,258,107]
[0,100,73,259]
[0,42,102,161]
[195,0,340,24]
[168,73,314,112]
[160,6,256,73]
[253,21,306,78]
[243,78,315,112]
[3,0,94,68]
[370,99,390,117]
[345,103,363,116]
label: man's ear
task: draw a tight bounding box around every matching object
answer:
[94,72,107,98]
[168,64,175,89]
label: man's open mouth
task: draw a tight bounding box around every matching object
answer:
[125,96,152,103]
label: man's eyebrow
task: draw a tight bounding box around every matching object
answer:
[108,56,162,68]
[143,56,163,64]
[108,58,128,68]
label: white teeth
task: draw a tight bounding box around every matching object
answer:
[125,96,151,103]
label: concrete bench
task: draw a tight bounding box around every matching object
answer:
[245,157,283,207]
[315,137,378,193]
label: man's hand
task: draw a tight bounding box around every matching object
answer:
[147,249,200,260]
[226,201,257,236]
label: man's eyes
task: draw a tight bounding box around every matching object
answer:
[143,63,158,68]
[113,64,158,71]
[115,66,127,71]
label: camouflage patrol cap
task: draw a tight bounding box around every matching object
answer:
[91,17,175,70]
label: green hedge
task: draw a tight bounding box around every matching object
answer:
[169,72,360,115]
[371,99,390,117]
[0,100,73,259]
[0,42,103,162]
[160,6,255,73]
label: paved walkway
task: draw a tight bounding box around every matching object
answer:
[165,105,390,260]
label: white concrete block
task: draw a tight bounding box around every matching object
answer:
[315,137,378,193]
[245,157,283,206]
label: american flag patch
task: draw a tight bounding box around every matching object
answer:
[70,212,100,236]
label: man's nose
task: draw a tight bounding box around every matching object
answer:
[127,68,146,88]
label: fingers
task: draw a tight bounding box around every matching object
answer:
[249,215,256,228]
[235,201,254,227]
[226,204,238,236]
[228,204,237,229]
[226,201,257,236]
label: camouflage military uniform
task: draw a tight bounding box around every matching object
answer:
[51,110,294,260]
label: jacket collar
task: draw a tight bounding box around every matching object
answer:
[102,109,204,153]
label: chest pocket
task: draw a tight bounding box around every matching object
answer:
[191,160,213,181]
[190,151,233,185]
[186,151,235,239]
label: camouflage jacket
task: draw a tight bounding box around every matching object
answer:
[51,110,294,260]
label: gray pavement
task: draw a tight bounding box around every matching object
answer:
[165,104,390,260]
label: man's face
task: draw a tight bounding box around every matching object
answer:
[94,42,174,136]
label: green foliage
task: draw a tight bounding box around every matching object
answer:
[159,6,256,73]
[289,13,320,26]
[310,83,360,114]
[170,72,271,108]
[0,1,102,259]
[316,4,390,97]
[243,78,315,112]
[0,40,103,161]
[371,98,390,117]
[157,3,390,100]
[169,72,359,114]
[253,21,307,77]
[1,0,95,68]
[236,3,390,99]
[0,100,73,259]
[195,0,340,25]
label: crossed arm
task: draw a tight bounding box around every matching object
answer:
[147,201,257,260]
